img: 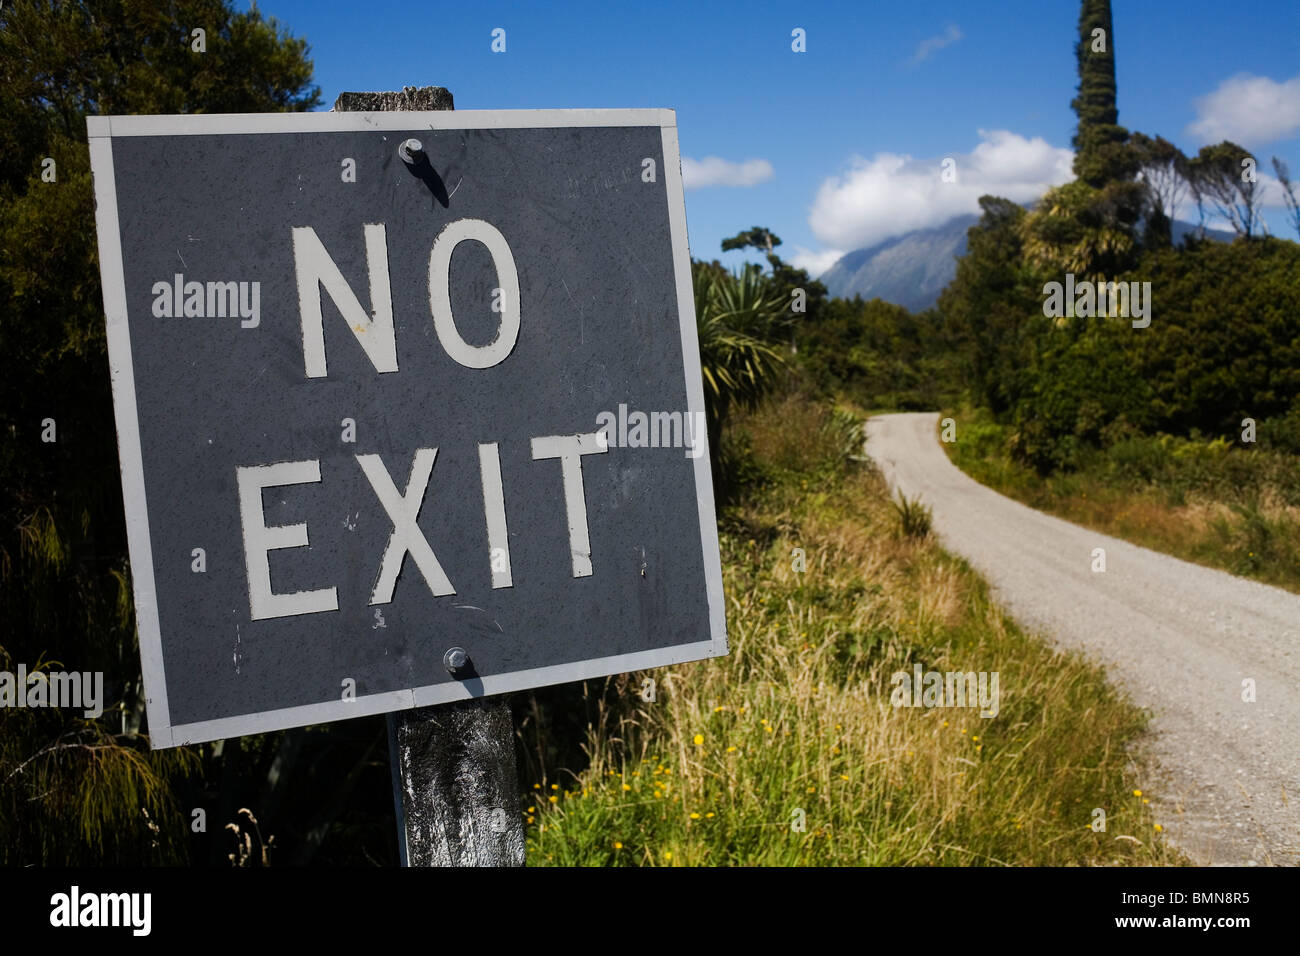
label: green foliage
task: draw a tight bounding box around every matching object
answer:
[692,261,786,484]
[0,0,324,864]
[945,408,1300,592]
[1258,407,1300,455]
[1009,328,1156,473]
[1129,132,1188,248]
[1019,179,1144,278]
[721,226,782,255]
[1122,238,1300,436]
[714,226,829,351]
[941,3,1298,485]
[797,290,963,411]
[934,0,1300,592]
[937,196,1044,417]
[524,395,1180,867]
[1070,0,1135,187]
[717,391,867,499]
[1187,141,1263,238]
[889,490,933,539]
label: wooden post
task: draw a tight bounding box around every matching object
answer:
[335,86,526,867]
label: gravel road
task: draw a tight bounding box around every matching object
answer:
[865,411,1300,866]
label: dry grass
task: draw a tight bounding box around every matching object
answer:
[524,395,1182,866]
[944,412,1300,594]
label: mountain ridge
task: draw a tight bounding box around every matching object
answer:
[818,214,1237,312]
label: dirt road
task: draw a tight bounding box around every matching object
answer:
[865,411,1300,865]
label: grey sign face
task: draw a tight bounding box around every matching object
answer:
[88,110,727,747]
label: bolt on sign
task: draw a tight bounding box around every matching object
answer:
[88,109,727,747]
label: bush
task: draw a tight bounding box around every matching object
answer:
[1104,435,1171,483]
[1009,330,1156,473]
[1258,407,1300,456]
[1123,238,1300,436]
[890,490,933,539]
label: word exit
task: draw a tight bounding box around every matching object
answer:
[237,435,606,622]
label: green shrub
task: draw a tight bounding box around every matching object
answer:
[890,490,933,539]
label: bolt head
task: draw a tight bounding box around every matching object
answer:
[399,138,424,164]
[444,646,469,673]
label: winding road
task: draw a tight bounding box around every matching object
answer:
[866,412,1300,866]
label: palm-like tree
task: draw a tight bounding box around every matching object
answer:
[691,263,785,464]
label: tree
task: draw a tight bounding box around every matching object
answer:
[721,226,783,257]
[1020,179,1143,277]
[1272,157,1300,241]
[938,196,1045,417]
[1023,0,1143,277]
[1121,238,1300,435]
[0,0,321,865]
[1129,132,1189,247]
[719,227,827,351]
[691,261,785,490]
[1070,0,1136,187]
[1187,142,1264,239]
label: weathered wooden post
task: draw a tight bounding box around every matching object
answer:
[335,86,525,868]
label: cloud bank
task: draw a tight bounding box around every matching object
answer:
[806,129,1074,251]
[1187,73,1300,146]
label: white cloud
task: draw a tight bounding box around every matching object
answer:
[912,24,962,63]
[681,156,774,189]
[1258,170,1290,209]
[789,246,846,278]
[806,129,1074,251]
[1187,73,1300,146]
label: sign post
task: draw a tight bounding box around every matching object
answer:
[335,86,522,867]
[88,90,728,866]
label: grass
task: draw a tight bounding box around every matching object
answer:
[889,490,933,540]
[520,392,1182,866]
[942,407,1300,595]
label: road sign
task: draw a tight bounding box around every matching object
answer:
[88,109,728,748]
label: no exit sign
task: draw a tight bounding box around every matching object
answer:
[88,108,727,747]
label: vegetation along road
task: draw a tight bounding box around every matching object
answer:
[866,412,1300,866]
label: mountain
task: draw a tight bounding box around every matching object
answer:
[819,216,978,313]
[818,214,1236,313]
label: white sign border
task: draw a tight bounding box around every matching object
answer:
[87,108,728,748]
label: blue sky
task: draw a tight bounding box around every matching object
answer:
[238,0,1300,275]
